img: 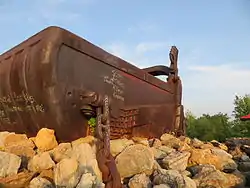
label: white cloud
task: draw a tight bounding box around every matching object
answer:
[102,42,250,117]
[103,41,171,68]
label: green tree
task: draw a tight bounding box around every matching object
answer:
[186,112,232,142]
[232,94,250,137]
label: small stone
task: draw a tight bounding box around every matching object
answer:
[149,138,162,148]
[76,173,104,188]
[151,148,168,160]
[210,140,220,147]
[51,143,72,163]
[158,146,175,154]
[183,176,197,188]
[187,164,216,178]
[191,138,204,148]
[230,146,244,160]
[181,170,192,177]
[161,151,191,171]
[29,177,54,188]
[241,145,250,156]
[0,171,36,188]
[0,151,21,178]
[211,140,228,151]
[238,162,250,172]
[128,173,152,188]
[4,145,36,159]
[211,148,232,159]
[132,137,149,147]
[153,185,170,188]
[200,143,214,149]
[3,133,36,159]
[71,136,96,147]
[160,134,182,149]
[76,173,96,188]
[34,128,58,152]
[0,132,14,148]
[241,154,250,162]
[39,169,54,182]
[54,158,81,188]
[160,133,176,142]
[110,138,134,157]
[178,142,192,152]
[4,133,35,148]
[179,136,191,145]
[28,152,55,172]
[153,169,186,187]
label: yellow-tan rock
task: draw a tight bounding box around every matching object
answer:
[115,144,154,178]
[0,171,36,188]
[28,152,55,172]
[132,137,149,147]
[54,158,81,187]
[34,128,58,152]
[51,143,72,163]
[188,148,237,172]
[194,170,244,188]
[110,138,134,157]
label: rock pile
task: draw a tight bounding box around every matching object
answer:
[0,128,249,188]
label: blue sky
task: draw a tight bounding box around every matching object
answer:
[1,0,250,117]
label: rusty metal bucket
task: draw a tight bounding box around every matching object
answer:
[0,26,185,143]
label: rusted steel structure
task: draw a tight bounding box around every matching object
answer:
[0,26,185,143]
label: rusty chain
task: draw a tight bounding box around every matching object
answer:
[96,95,111,157]
[95,94,123,188]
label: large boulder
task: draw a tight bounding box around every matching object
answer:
[115,144,154,178]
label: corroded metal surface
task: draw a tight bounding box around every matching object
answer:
[0,26,185,143]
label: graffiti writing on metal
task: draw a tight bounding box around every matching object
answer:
[104,70,125,101]
[0,91,45,124]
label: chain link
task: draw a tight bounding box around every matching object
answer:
[95,95,123,188]
[96,95,111,157]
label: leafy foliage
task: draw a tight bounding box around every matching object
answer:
[186,94,250,142]
[88,117,96,134]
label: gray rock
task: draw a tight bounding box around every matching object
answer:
[240,154,250,162]
[222,160,238,173]
[0,151,21,177]
[191,138,204,148]
[54,158,81,188]
[128,173,152,188]
[238,162,250,172]
[161,151,191,171]
[153,169,186,187]
[151,148,168,160]
[183,176,196,188]
[76,173,104,188]
[158,146,175,154]
[187,164,216,178]
[29,177,54,188]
